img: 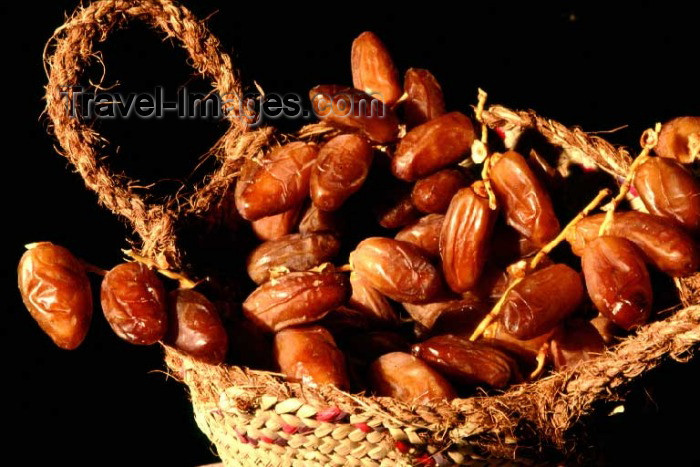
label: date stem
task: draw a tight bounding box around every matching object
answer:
[471,188,610,342]
[598,123,661,236]
[123,249,198,289]
[529,342,550,380]
[473,88,498,210]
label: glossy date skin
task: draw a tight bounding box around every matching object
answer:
[440,182,496,293]
[403,68,446,128]
[375,189,420,229]
[482,321,553,364]
[235,142,318,221]
[310,85,399,143]
[369,352,456,403]
[489,150,560,247]
[566,211,700,277]
[395,214,444,258]
[655,116,700,163]
[274,326,350,390]
[351,32,401,105]
[311,134,373,211]
[101,262,168,345]
[18,242,92,350]
[549,319,605,370]
[391,112,475,181]
[246,233,341,284]
[412,335,514,388]
[501,264,584,340]
[167,289,228,364]
[634,157,700,232]
[411,169,468,214]
[242,271,349,332]
[349,237,443,303]
[251,206,302,241]
[581,236,652,330]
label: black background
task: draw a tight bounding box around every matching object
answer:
[2,1,700,465]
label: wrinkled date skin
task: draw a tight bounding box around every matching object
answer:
[411,169,468,214]
[348,272,399,325]
[18,242,92,350]
[395,214,444,258]
[634,157,700,232]
[242,271,349,332]
[298,203,342,235]
[350,237,443,303]
[581,236,652,330]
[167,289,228,364]
[566,211,700,277]
[310,85,399,143]
[490,151,560,247]
[351,32,401,105]
[656,116,700,163]
[412,335,514,388]
[501,264,584,340]
[274,326,350,389]
[403,295,487,334]
[550,319,605,371]
[440,182,496,293]
[370,352,456,403]
[403,68,446,128]
[246,233,341,284]
[251,206,302,241]
[311,134,374,211]
[392,112,475,181]
[101,262,168,345]
[235,142,319,221]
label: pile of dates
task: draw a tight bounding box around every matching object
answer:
[19,32,700,404]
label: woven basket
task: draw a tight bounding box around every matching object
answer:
[43,0,700,464]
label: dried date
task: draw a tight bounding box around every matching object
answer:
[395,214,444,258]
[18,242,92,349]
[411,169,467,214]
[403,68,445,128]
[369,352,456,403]
[656,116,700,163]
[351,31,401,105]
[101,262,168,345]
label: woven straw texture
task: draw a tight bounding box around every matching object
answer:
[43,0,700,464]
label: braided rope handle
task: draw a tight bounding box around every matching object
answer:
[44,0,272,269]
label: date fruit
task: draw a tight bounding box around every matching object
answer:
[403,295,486,332]
[298,203,342,235]
[634,157,700,232]
[375,189,419,229]
[501,264,584,340]
[440,182,496,293]
[274,326,349,389]
[167,289,228,364]
[348,272,399,325]
[411,169,468,214]
[392,112,475,181]
[566,211,700,277]
[412,335,514,388]
[349,237,443,303]
[395,214,444,258]
[18,242,92,349]
[242,271,348,332]
[369,352,456,403]
[351,32,401,105]
[403,68,445,128]
[101,262,168,345]
[251,206,302,241]
[656,116,700,163]
[482,321,553,364]
[235,142,318,221]
[550,319,605,370]
[581,236,652,330]
[310,85,399,143]
[246,233,340,284]
[489,150,560,247]
[311,134,373,211]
